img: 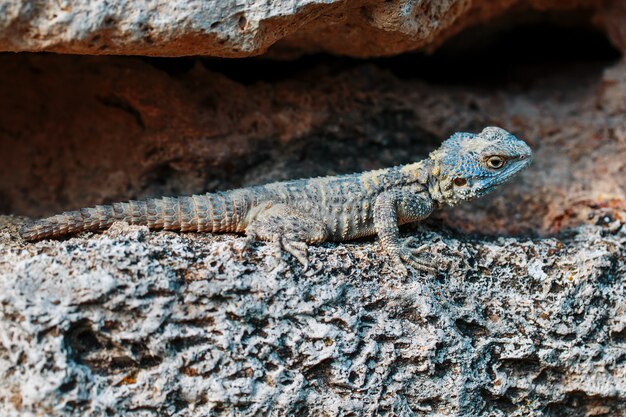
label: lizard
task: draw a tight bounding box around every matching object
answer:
[19,126,532,275]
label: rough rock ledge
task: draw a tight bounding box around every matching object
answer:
[0,217,625,416]
[1,0,626,57]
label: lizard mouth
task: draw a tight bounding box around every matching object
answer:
[474,155,532,197]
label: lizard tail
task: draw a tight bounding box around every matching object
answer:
[19,193,247,241]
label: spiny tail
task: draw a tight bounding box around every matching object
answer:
[19,193,249,241]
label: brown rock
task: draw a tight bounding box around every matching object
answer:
[1,51,625,236]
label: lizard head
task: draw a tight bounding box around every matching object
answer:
[428,126,532,207]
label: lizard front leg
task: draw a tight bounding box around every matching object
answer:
[373,190,435,276]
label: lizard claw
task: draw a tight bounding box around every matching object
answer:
[399,249,438,275]
[270,236,310,269]
[282,239,309,268]
[391,238,438,276]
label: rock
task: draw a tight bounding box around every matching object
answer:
[0,216,624,416]
[0,0,623,57]
[1,1,626,416]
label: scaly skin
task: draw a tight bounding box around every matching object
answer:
[20,127,532,275]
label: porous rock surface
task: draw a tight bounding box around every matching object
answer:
[0,217,625,416]
[0,0,625,57]
[2,2,626,416]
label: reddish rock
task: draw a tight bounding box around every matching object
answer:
[1,52,625,236]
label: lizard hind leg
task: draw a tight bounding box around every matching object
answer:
[244,204,327,268]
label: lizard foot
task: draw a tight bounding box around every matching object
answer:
[269,235,309,268]
[244,203,324,270]
[405,236,459,263]
[281,239,310,267]
[393,238,438,276]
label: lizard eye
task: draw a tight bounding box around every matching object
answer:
[486,156,506,169]
[453,178,467,186]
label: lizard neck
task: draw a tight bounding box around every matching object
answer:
[394,160,432,188]
[426,158,450,208]
[359,160,431,193]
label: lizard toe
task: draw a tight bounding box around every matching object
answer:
[402,236,431,253]
[392,261,409,277]
[282,240,309,268]
[399,248,438,275]
[235,234,256,256]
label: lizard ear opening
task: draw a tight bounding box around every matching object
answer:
[453,178,467,186]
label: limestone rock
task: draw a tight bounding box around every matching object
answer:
[0,217,624,416]
[0,0,622,57]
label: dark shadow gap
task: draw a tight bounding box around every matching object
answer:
[144,9,621,89]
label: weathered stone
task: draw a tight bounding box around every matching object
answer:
[0,216,624,416]
[1,52,626,411]
[0,0,622,58]
[1,2,626,416]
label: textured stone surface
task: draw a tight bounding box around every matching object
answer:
[0,0,622,57]
[0,216,625,416]
[1,3,626,416]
